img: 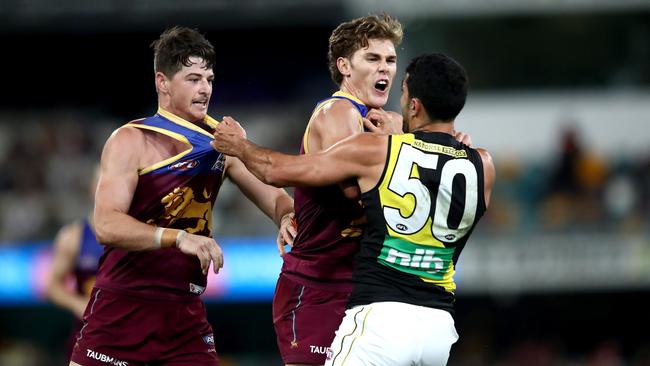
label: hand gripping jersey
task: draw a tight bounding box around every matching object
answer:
[94,108,225,300]
[282,91,368,290]
[348,131,486,313]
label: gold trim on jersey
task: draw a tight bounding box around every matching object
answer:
[125,108,221,175]
[122,124,193,175]
[157,107,220,138]
[332,90,364,105]
[302,91,365,154]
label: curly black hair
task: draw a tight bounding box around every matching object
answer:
[405,53,468,122]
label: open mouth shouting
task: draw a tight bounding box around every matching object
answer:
[374,79,389,93]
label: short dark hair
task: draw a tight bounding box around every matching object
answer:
[328,13,403,86]
[405,53,468,122]
[151,26,216,78]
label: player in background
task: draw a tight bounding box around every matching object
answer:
[45,166,103,361]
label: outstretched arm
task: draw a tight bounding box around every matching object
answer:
[212,117,386,191]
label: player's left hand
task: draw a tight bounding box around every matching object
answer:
[363,109,403,134]
[276,212,297,257]
[212,116,247,156]
[453,130,473,147]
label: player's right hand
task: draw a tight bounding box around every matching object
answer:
[211,116,247,157]
[277,212,297,257]
[176,233,224,275]
[363,109,403,134]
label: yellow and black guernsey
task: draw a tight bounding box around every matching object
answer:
[348,131,486,314]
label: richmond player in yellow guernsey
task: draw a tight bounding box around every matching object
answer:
[212,53,495,366]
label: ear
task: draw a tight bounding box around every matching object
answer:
[409,98,420,118]
[336,57,351,78]
[155,72,169,94]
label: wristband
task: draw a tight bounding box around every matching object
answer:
[154,227,164,249]
[176,230,187,247]
[155,228,182,249]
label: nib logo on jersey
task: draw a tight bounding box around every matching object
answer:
[86,349,128,366]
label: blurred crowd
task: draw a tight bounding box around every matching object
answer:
[1,109,648,244]
[478,125,649,237]
[0,110,113,243]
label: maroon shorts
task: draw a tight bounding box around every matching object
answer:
[70,287,219,366]
[272,274,350,365]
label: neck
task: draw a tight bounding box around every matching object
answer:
[340,83,361,101]
[409,119,455,134]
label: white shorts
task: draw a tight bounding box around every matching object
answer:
[325,301,458,366]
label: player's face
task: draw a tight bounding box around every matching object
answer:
[345,38,397,109]
[166,57,214,122]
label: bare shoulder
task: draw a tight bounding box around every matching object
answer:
[314,99,359,124]
[101,125,147,158]
[310,99,363,138]
[475,148,495,170]
[474,147,496,187]
[107,125,146,147]
[97,125,149,177]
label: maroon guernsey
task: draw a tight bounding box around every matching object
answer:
[281,92,368,290]
[94,108,225,300]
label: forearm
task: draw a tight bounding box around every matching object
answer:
[235,139,355,188]
[237,140,279,186]
[94,210,183,251]
[273,193,294,227]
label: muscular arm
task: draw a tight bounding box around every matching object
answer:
[224,156,294,226]
[45,222,88,319]
[94,126,223,274]
[227,131,387,193]
[477,148,496,208]
[308,100,365,199]
[93,127,159,250]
